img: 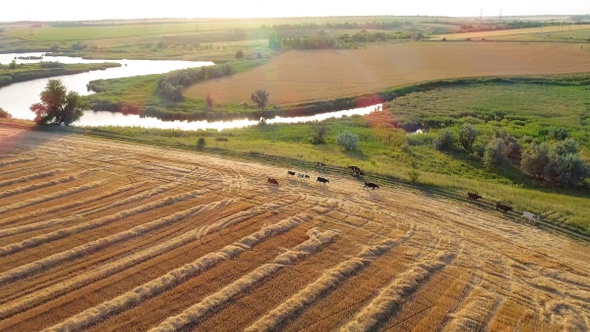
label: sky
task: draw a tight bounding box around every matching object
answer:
[1,0,588,22]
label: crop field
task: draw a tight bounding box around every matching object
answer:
[1,123,589,331]
[433,24,590,41]
[184,42,590,105]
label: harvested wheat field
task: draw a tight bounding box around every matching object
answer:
[185,42,590,105]
[1,123,589,332]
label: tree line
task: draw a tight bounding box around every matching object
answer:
[435,125,588,188]
[269,30,422,50]
[155,64,232,102]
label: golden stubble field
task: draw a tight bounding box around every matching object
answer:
[185,42,590,104]
[1,123,589,331]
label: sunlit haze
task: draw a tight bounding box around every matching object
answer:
[2,0,588,22]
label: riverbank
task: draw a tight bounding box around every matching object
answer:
[0,62,121,88]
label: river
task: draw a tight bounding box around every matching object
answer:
[0,53,379,131]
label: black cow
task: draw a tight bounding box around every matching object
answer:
[315,162,326,167]
[468,192,482,201]
[364,182,379,190]
[287,170,296,176]
[348,165,361,172]
[316,176,329,184]
[496,203,513,213]
[267,178,279,186]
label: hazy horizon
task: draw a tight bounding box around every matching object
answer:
[1,0,588,23]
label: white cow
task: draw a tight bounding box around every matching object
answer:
[522,211,540,222]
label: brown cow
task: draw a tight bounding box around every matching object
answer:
[468,192,482,201]
[496,203,512,213]
[316,176,329,184]
[364,182,379,190]
[267,178,279,186]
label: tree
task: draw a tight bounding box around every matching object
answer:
[205,93,213,107]
[29,79,83,125]
[434,129,454,151]
[484,138,507,168]
[309,122,327,144]
[235,50,244,58]
[9,59,17,69]
[458,124,477,151]
[335,131,360,151]
[250,90,269,111]
[521,142,549,178]
[0,107,12,118]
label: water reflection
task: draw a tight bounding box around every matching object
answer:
[77,104,382,131]
[0,52,213,120]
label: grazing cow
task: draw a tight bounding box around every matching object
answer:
[316,176,329,184]
[348,165,361,172]
[364,182,379,190]
[315,162,326,167]
[467,192,482,201]
[267,178,279,186]
[298,172,310,179]
[287,170,296,176]
[522,211,540,222]
[496,203,513,213]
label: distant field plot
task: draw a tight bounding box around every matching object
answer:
[184,42,590,104]
[1,123,589,331]
[432,24,590,41]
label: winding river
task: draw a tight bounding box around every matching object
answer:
[0,53,379,131]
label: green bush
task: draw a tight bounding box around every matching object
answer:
[484,138,507,168]
[197,137,206,149]
[434,129,454,151]
[335,131,360,151]
[459,124,477,151]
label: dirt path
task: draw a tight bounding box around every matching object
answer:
[1,124,589,331]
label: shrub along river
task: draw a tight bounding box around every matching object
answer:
[0,53,378,131]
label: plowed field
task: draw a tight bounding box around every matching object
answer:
[1,124,589,331]
[184,42,590,104]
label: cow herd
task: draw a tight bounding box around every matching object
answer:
[266,163,380,191]
[467,192,541,223]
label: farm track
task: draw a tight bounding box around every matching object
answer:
[1,125,589,331]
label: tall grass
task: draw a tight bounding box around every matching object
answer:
[150,227,339,332]
[43,215,306,332]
